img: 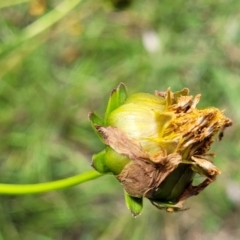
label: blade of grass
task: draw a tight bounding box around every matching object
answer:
[0,10,86,78]
[0,0,30,9]
[0,36,47,79]
[0,0,83,55]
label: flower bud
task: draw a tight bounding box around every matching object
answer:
[89,83,232,214]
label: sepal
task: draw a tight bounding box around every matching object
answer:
[104,83,127,124]
[124,191,143,217]
[104,146,131,175]
[89,112,104,142]
[91,150,110,174]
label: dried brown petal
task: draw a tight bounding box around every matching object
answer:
[191,155,221,179]
[96,125,183,198]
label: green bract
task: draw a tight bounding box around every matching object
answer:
[89,83,232,215]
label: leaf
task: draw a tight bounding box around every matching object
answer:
[104,83,127,124]
[124,191,143,217]
[91,150,110,174]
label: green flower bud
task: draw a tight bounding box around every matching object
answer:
[89,83,232,214]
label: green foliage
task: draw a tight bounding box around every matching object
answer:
[0,0,239,239]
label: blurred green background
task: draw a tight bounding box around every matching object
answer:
[0,0,239,239]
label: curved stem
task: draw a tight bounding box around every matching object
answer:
[0,170,102,195]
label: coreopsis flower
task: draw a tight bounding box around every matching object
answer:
[89,83,232,215]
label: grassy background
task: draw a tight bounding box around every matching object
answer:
[0,0,240,239]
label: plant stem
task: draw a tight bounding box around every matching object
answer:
[0,170,102,195]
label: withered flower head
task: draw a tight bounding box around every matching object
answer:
[89,83,232,215]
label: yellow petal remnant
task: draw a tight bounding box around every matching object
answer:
[90,84,232,213]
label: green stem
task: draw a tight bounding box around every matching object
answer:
[0,170,102,195]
